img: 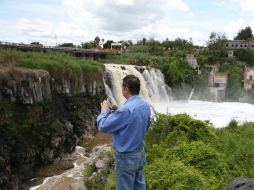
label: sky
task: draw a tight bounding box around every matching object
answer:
[1,0,254,46]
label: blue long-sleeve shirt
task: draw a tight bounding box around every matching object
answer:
[96,95,151,153]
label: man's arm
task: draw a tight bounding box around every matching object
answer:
[96,108,130,133]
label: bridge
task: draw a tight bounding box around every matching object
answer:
[0,41,120,60]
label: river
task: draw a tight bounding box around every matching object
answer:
[153,100,254,128]
[29,133,112,190]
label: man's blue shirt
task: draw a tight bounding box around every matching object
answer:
[96,95,151,153]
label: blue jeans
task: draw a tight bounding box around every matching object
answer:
[115,147,146,190]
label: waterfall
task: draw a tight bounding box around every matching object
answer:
[188,88,195,100]
[104,64,172,106]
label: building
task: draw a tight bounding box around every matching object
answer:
[226,39,254,49]
[207,64,228,101]
[243,66,254,90]
[186,54,201,74]
[228,50,234,58]
[111,42,123,50]
[186,54,198,69]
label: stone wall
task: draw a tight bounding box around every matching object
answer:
[0,66,105,190]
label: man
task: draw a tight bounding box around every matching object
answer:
[96,75,151,190]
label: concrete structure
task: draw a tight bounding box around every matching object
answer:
[111,42,122,50]
[0,41,112,60]
[186,54,198,69]
[207,64,228,101]
[186,54,201,74]
[226,39,254,49]
[228,50,234,58]
[243,66,254,90]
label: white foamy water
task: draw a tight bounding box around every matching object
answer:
[30,145,112,190]
[30,146,87,190]
[104,64,171,106]
[153,100,254,128]
[104,64,254,128]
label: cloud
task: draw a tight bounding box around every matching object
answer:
[61,0,190,33]
[18,18,56,38]
[4,0,252,45]
[7,0,203,46]
[215,0,254,17]
[222,18,254,39]
[238,0,254,15]
[166,0,189,12]
[15,18,90,45]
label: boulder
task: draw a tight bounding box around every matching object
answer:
[224,177,254,190]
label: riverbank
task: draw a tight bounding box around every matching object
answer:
[26,132,112,190]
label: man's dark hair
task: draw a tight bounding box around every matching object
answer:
[122,75,140,95]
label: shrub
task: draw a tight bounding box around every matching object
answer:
[145,159,208,190]
[104,114,254,190]
[217,122,254,177]
[166,141,229,189]
[146,114,218,148]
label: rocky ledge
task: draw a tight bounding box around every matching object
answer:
[0,66,105,190]
[224,178,254,190]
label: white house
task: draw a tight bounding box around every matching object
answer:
[207,64,228,101]
[244,66,254,90]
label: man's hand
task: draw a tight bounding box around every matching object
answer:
[110,105,118,113]
[101,100,110,111]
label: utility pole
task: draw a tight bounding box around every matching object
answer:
[54,34,58,47]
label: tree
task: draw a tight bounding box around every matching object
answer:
[137,38,147,45]
[160,56,195,87]
[81,41,94,49]
[225,65,242,101]
[58,43,75,47]
[234,26,253,40]
[206,32,228,63]
[119,40,133,48]
[234,49,254,66]
[103,40,114,49]
[30,42,43,47]
[162,38,194,52]
[94,36,100,48]
[146,39,164,56]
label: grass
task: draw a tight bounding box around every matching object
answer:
[0,48,105,83]
[216,121,254,178]
[99,52,164,67]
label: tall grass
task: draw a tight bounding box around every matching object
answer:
[0,48,105,82]
[99,52,164,67]
[216,121,254,178]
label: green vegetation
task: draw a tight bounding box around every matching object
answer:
[83,162,97,177]
[234,49,254,66]
[220,64,243,101]
[160,56,196,88]
[0,48,104,83]
[99,39,165,66]
[216,121,254,178]
[104,114,254,190]
[234,26,253,40]
[0,99,61,147]
[83,151,115,190]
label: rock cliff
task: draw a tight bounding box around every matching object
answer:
[0,65,105,190]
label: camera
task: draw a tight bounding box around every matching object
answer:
[106,98,118,113]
